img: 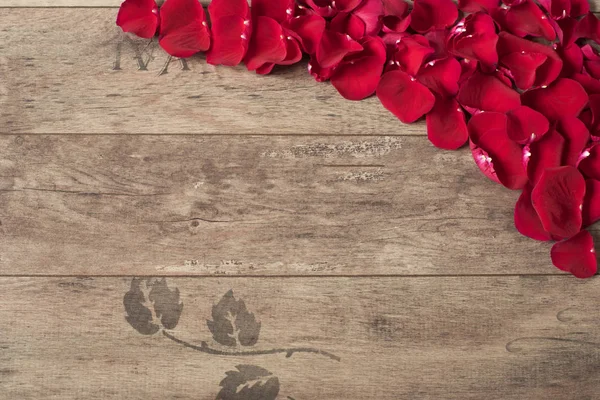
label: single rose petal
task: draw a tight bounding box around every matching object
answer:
[458,70,521,113]
[316,29,363,69]
[515,184,552,241]
[458,0,499,12]
[331,36,386,100]
[244,16,287,71]
[583,179,600,227]
[504,0,556,41]
[551,230,597,279]
[392,35,435,77]
[353,0,385,36]
[426,97,468,150]
[116,0,159,39]
[206,15,249,66]
[382,0,411,32]
[158,0,211,57]
[287,14,326,54]
[500,51,548,90]
[410,0,458,33]
[447,13,499,68]
[531,166,586,239]
[330,12,366,40]
[208,0,248,18]
[377,70,436,123]
[252,0,294,23]
[579,144,600,180]
[507,106,550,144]
[521,78,589,121]
[278,35,303,66]
[469,112,529,189]
[527,128,566,184]
[557,117,590,166]
[417,57,461,97]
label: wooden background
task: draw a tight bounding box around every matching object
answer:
[2,2,600,399]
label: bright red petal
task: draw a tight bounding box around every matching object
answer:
[426,97,468,150]
[287,14,326,54]
[244,16,287,71]
[252,0,294,23]
[504,0,556,41]
[158,0,211,57]
[579,144,600,180]
[206,16,249,66]
[392,35,435,77]
[377,70,435,123]
[316,30,363,69]
[583,179,600,227]
[207,0,249,18]
[531,166,586,239]
[458,70,521,113]
[551,230,597,279]
[382,0,411,32]
[116,0,159,39]
[501,51,548,90]
[417,57,461,97]
[507,106,550,144]
[458,0,499,12]
[558,117,590,166]
[331,36,386,100]
[353,0,385,36]
[278,35,303,66]
[330,12,366,40]
[521,78,589,121]
[447,13,499,67]
[527,128,566,184]
[515,184,552,241]
[410,0,458,33]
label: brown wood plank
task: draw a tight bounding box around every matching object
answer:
[1,134,584,276]
[2,276,600,399]
[0,8,411,135]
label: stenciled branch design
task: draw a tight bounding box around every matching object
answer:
[162,330,341,362]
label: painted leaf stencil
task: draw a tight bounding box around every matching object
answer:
[124,278,183,335]
[216,365,280,400]
[207,290,261,347]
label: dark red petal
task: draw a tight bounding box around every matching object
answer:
[377,70,436,123]
[500,51,547,90]
[353,0,385,36]
[557,117,590,166]
[531,166,586,239]
[583,179,600,227]
[458,0,499,12]
[158,0,211,57]
[504,0,556,41]
[527,128,566,184]
[287,14,326,54]
[521,78,589,121]
[570,0,591,17]
[330,12,366,40]
[572,72,600,94]
[206,16,249,66]
[410,0,458,33]
[447,13,499,67]
[256,62,275,75]
[582,44,600,79]
[469,112,529,189]
[278,36,303,65]
[416,57,461,97]
[577,12,600,44]
[244,16,287,71]
[331,36,386,100]
[308,55,335,81]
[382,0,411,32]
[587,93,600,133]
[507,106,550,144]
[335,0,364,12]
[207,0,249,18]
[458,70,521,113]
[116,0,159,39]
[551,230,597,279]
[579,144,600,180]
[252,0,294,23]
[426,97,468,150]
[557,44,583,77]
[393,35,435,77]
[316,30,363,69]
[515,184,552,241]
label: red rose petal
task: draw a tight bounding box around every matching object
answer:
[207,0,249,18]
[252,0,294,23]
[331,36,386,100]
[392,35,435,77]
[551,230,597,279]
[504,0,556,41]
[316,29,363,69]
[557,117,590,166]
[507,106,550,144]
[458,70,521,113]
[583,179,600,227]
[377,70,436,123]
[500,51,548,90]
[458,0,500,12]
[308,55,335,81]
[557,43,584,77]
[382,0,411,33]
[417,57,461,97]
[278,35,303,66]
[527,128,566,184]
[577,12,600,44]
[521,78,589,121]
[515,184,552,241]
[579,144,600,180]
[330,12,366,40]
[206,15,249,66]
[572,72,600,94]
[287,14,326,55]
[410,0,458,33]
[426,97,468,150]
[353,0,385,36]
[116,0,159,39]
[531,166,586,239]
[447,13,499,68]
[244,16,287,71]
[158,0,211,57]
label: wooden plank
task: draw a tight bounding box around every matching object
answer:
[0,8,410,135]
[2,276,600,399]
[1,134,585,276]
[4,0,600,11]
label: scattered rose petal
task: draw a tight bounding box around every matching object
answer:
[410,0,458,33]
[158,0,211,57]
[515,184,552,241]
[458,70,521,113]
[507,106,550,144]
[521,78,589,121]
[426,97,468,150]
[116,0,159,39]
[551,230,597,278]
[377,70,436,123]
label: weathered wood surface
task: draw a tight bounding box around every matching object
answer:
[2,134,588,276]
[2,276,600,400]
[0,9,412,135]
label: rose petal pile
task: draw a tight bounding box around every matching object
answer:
[117,0,600,278]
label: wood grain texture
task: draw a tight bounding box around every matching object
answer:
[3,134,592,276]
[0,8,411,135]
[2,276,600,399]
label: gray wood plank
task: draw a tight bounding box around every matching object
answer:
[2,276,600,399]
[0,8,412,135]
[1,135,591,276]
